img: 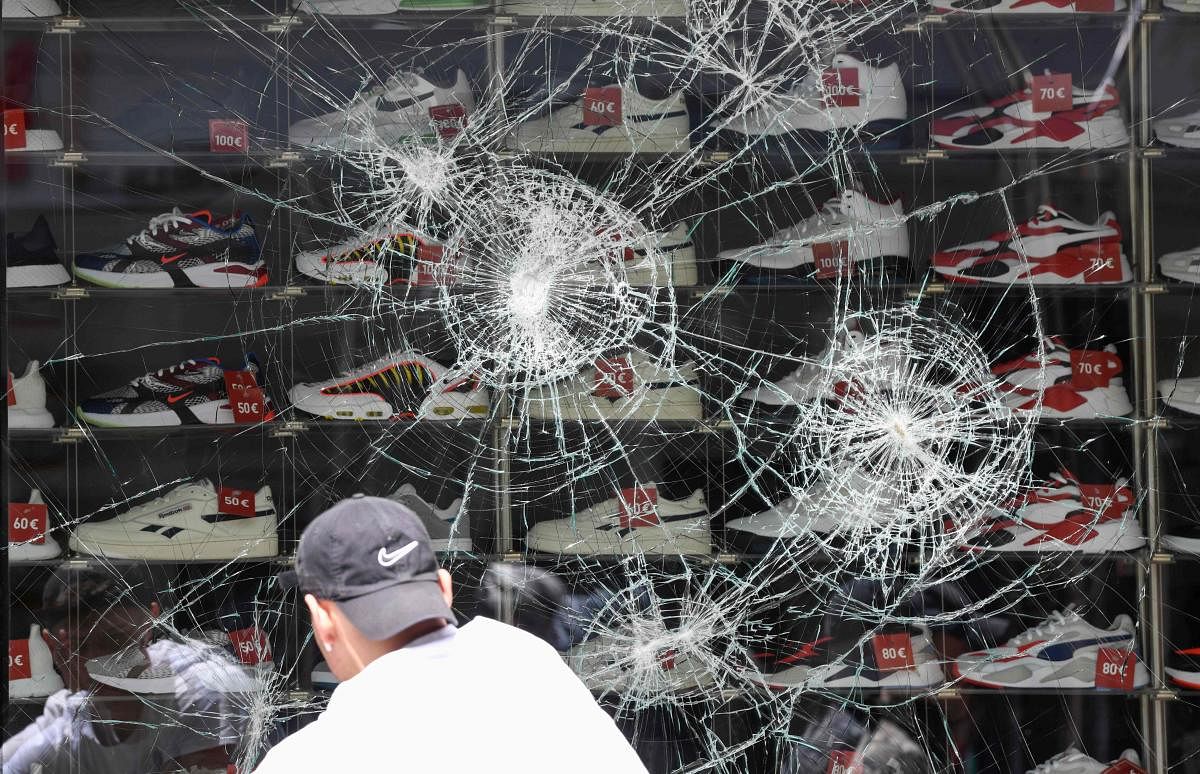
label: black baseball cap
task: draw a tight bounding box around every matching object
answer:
[282,495,457,640]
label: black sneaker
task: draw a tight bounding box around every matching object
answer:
[6,215,69,288]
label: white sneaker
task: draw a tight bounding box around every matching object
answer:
[718,190,909,278]
[8,625,63,699]
[953,607,1148,689]
[736,328,866,413]
[580,223,698,287]
[294,231,452,287]
[1158,246,1200,283]
[1026,749,1143,774]
[725,467,901,542]
[1158,375,1200,416]
[2,0,62,16]
[7,360,54,429]
[88,636,260,695]
[69,480,278,561]
[992,338,1133,418]
[1154,111,1200,148]
[8,490,61,561]
[1,110,63,151]
[728,53,907,137]
[507,81,690,154]
[565,630,716,695]
[388,483,471,551]
[930,0,1125,11]
[293,0,400,11]
[525,484,711,555]
[289,351,489,421]
[498,0,684,15]
[523,351,702,421]
[289,70,474,151]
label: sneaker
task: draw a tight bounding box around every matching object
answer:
[735,328,866,417]
[69,480,277,561]
[289,70,474,151]
[717,189,909,281]
[294,231,451,287]
[88,636,260,695]
[932,205,1130,285]
[522,351,702,421]
[2,108,63,152]
[932,81,1128,150]
[1166,648,1200,689]
[387,482,471,551]
[747,619,944,690]
[580,222,699,287]
[1157,375,1200,416]
[725,468,903,552]
[952,607,1148,689]
[992,337,1132,418]
[7,360,55,428]
[930,0,1126,11]
[525,484,711,555]
[1158,245,1200,282]
[1153,110,1200,148]
[294,0,486,12]
[289,351,489,421]
[1161,518,1200,554]
[8,625,63,699]
[726,53,907,139]
[72,208,265,289]
[8,490,62,561]
[2,0,62,16]
[507,81,690,154]
[565,629,716,695]
[1165,0,1200,9]
[78,354,275,427]
[1026,749,1144,774]
[6,216,69,287]
[498,0,683,15]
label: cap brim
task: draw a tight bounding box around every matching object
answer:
[335,580,457,641]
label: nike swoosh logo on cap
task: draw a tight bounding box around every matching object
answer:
[377,540,419,567]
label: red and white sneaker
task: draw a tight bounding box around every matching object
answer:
[991,336,1132,418]
[960,470,1143,553]
[932,81,1128,150]
[932,205,1130,285]
[931,0,1126,12]
[294,232,454,287]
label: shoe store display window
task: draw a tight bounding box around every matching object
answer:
[4,0,1200,772]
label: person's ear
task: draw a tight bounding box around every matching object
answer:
[305,594,338,652]
[436,569,454,608]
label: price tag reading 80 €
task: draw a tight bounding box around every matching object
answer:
[872,631,916,672]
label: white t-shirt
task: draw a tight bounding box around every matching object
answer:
[252,617,649,774]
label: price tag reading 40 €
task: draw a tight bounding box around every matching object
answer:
[872,631,916,672]
[223,371,267,423]
[1031,72,1073,113]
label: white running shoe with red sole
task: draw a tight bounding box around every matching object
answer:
[992,337,1132,418]
[933,205,1130,285]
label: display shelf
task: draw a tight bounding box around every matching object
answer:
[918,10,1139,29]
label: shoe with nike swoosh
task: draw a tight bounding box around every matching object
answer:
[289,69,474,151]
[72,208,264,288]
[507,80,690,154]
[952,606,1148,689]
[78,354,275,427]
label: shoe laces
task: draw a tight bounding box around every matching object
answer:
[1011,607,1080,645]
[130,208,192,244]
[133,359,209,386]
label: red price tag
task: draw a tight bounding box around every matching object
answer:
[6,371,15,407]
[826,750,864,774]
[209,119,248,154]
[227,625,272,666]
[598,229,636,263]
[1031,73,1073,113]
[1069,349,1121,390]
[822,68,861,108]
[217,486,256,517]
[871,632,916,672]
[3,109,27,150]
[8,639,31,681]
[9,502,47,545]
[1077,482,1129,517]
[224,371,267,423]
[1080,242,1124,284]
[618,486,659,528]
[583,87,623,126]
[1101,758,1143,774]
[813,241,852,278]
[428,104,467,139]
[413,241,446,286]
[1075,0,1115,10]
[594,357,635,398]
[1094,647,1136,690]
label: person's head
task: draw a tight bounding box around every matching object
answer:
[39,567,166,692]
[284,495,456,682]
